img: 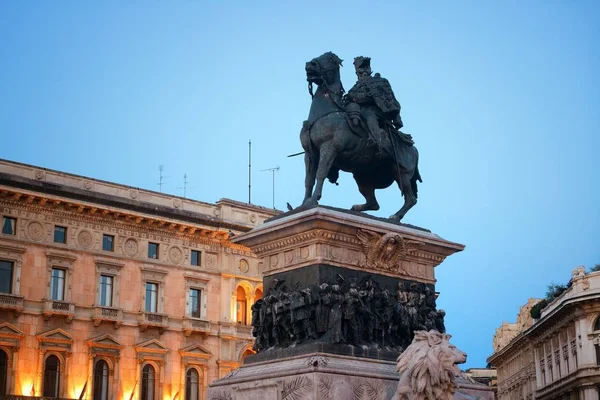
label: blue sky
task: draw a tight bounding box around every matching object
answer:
[1,1,599,368]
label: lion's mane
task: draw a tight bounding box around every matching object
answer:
[392,330,466,400]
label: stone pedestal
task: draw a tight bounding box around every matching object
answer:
[208,206,485,399]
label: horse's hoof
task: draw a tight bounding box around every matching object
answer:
[351,204,364,212]
[388,214,402,223]
[302,198,319,208]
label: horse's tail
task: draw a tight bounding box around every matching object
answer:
[411,165,422,199]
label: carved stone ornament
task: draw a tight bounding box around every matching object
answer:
[306,356,330,368]
[78,230,94,249]
[394,330,466,400]
[27,221,45,241]
[124,238,139,257]
[168,246,183,264]
[34,170,45,180]
[239,259,249,273]
[356,229,423,272]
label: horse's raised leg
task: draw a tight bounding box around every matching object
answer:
[351,176,380,212]
[390,172,417,222]
[305,143,336,206]
[302,152,317,204]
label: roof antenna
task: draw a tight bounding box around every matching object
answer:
[157,165,165,193]
[261,165,280,209]
[248,139,252,204]
[177,173,193,198]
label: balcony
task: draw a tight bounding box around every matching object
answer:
[138,311,169,333]
[0,293,24,316]
[93,306,123,328]
[43,299,75,322]
[183,317,211,337]
[235,323,253,338]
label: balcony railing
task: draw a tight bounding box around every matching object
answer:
[0,396,75,400]
[0,293,24,315]
[43,299,75,322]
[93,306,123,328]
[235,323,253,338]
[183,317,211,336]
[138,311,169,332]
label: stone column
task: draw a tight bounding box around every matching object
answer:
[534,346,542,388]
[575,316,594,367]
[578,384,598,400]
[245,293,252,325]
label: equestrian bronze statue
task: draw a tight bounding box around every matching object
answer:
[300,52,421,222]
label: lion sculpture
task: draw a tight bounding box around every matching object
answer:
[392,330,467,400]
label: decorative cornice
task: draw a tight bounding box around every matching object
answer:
[252,229,359,255]
[0,187,254,251]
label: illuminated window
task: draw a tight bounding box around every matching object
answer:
[93,359,109,400]
[1,217,15,235]
[141,364,155,400]
[236,286,247,325]
[0,261,13,294]
[43,355,61,398]
[0,349,7,395]
[50,268,65,301]
[255,288,263,301]
[185,368,200,400]
[241,349,254,361]
[54,226,67,244]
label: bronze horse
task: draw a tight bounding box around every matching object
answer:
[300,52,421,222]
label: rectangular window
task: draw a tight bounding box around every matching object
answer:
[148,242,159,259]
[596,345,600,366]
[0,261,13,293]
[191,250,201,266]
[145,282,158,312]
[54,226,67,244]
[2,217,15,235]
[99,275,113,307]
[50,268,65,301]
[102,234,114,252]
[189,288,201,318]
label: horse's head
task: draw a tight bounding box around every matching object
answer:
[305,52,343,87]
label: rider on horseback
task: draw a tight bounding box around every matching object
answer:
[343,56,409,153]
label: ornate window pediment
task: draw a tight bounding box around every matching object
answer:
[179,343,212,360]
[135,339,168,360]
[36,328,73,355]
[36,328,73,343]
[88,334,121,361]
[87,334,122,349]
[0,322,23,348]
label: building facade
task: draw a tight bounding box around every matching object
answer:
[488,267,600,400]
[0,159,278,400]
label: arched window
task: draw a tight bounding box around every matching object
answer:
[594,316,600,332]
[141,364,155,400]
[241,349,255,362]
[43,355,61,398]
[93,359,110,400]
[0,349,7,395]
[185,368,200,400]
[236,286,247,324]
[255,288,263,301]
